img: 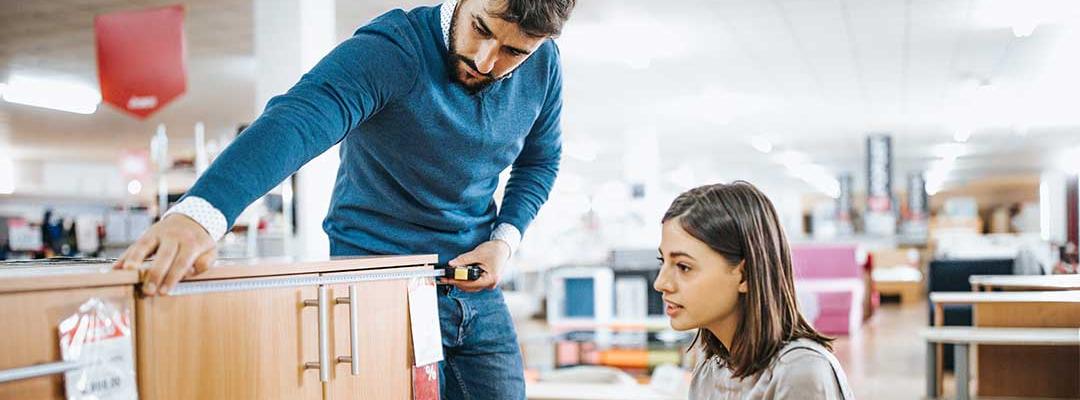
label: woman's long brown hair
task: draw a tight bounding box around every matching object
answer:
[662,181,832,379]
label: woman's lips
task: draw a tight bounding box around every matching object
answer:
[664,300,684,317]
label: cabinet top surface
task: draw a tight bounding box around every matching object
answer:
[0,263,139,293]
[0,254,437,292]
[177,254,438,281]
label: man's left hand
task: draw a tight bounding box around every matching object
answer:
[441,240,511,292]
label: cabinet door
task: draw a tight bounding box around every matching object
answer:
[136,276,322,400]
[0,286,134,400]
[326,274,414,400]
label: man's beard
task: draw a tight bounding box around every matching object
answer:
[447,6,497,93]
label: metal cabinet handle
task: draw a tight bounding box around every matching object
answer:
[303,285,331,382]
[0,360,82,384]
[335,284,361,376]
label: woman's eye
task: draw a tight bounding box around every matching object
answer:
[677,264,691,272]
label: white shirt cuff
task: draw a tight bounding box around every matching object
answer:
[164,196,228,242]
[490,223,521,257]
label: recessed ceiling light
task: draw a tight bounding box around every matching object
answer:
[750,136,773,154]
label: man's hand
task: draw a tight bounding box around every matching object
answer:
[113,214,217,296]
[441,240,511,292]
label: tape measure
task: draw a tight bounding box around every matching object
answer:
[437,264,483,281]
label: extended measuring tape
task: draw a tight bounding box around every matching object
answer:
[164,268,445,296]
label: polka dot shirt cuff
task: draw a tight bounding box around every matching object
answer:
[164,196,228,242]
[490,223,521,257]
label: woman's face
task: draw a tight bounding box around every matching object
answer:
[654,218,747,333]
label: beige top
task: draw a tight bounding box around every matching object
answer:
[689,338,855,400]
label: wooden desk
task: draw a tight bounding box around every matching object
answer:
[928,291,1080,398]
[922,327,1080,400]
[875,279,923,304]
[969,274,1080,291]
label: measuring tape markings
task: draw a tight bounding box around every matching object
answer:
[165,267,443,296]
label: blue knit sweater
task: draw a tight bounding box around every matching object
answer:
[185,5,562,262]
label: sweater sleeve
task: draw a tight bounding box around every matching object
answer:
[493,44,563,235]
[184,14,420,227]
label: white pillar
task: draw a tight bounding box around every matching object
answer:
[1040,170,1068,243]
[254,0,338,258]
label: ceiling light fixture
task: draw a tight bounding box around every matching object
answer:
[127,180,143,196]
[750,136,773,154]
[1012,22,1038,38]
[953,128,972,143]
[1,75,100,114]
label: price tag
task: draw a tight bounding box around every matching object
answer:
[408,276,444,367]
[58,298,138,400]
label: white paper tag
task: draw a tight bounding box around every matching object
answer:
[408,276,444,367]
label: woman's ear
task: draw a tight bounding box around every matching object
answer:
[736,261,748,293]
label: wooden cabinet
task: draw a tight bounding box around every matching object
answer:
[0,256,437,400]
[135,276,323,400]
[0,268,137,400]
[135,256,437,400]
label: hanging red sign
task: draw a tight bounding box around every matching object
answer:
[95,5,187,119]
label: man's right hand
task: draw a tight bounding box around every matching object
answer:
[113,213,218,296]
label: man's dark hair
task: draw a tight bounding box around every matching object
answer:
[489,0,577,38]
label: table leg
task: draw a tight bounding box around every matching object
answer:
[955,343,970,400]
[927,342,938,399]
[934,302,944,397]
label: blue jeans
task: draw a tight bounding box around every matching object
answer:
[437,285,525,400]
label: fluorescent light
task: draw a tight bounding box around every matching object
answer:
[953,128,972,143]
[772,151,808,169]
[925,156,956,196]
[933,143,969,160]
[1,75,100,114]
[1012,23,1038,38]
[750,136,773,154]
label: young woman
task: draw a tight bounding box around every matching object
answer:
[654,181,854,399]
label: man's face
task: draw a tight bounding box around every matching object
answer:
[448,0,548,92]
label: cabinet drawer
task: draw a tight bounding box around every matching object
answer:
[0,286,134,400]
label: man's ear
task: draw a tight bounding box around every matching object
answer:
[736,261,748,294]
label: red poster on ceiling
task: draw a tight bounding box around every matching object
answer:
[95,5,187,119]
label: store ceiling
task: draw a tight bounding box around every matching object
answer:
[1,0,1078,194]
